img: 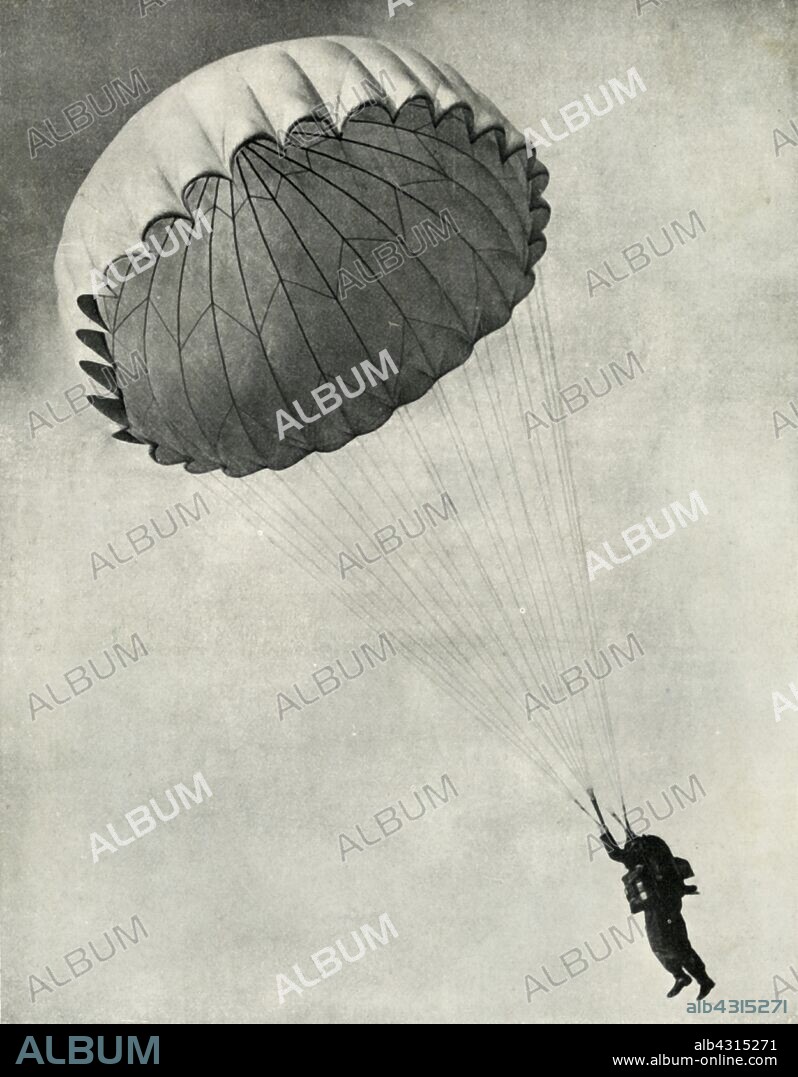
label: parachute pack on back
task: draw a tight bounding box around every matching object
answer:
[622,836,697,913]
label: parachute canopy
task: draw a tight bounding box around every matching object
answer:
[55,36,549,475]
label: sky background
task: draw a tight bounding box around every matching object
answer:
[1,0,796,1025]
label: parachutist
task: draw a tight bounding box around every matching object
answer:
[597,807,715,1001]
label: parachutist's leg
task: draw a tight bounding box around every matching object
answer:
[677,925,715,995]
[681,945,707,981]
[667,911,707,976]
[645,909,689,979]
[652,949,687,978]
[662,908,715,997]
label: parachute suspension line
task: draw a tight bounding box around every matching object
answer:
[471,332,599,755]
[307,451,541,741]
[187,399,597,797]
[475,333,577,677]
[521,273,625,805]
[402,385,548,707]
[496,319,620,799]
[521,295,600,703]
[307,451,507,721]
[454,349,591,785]
[429,370,591,790]
[460,347,567,683]
[392,407,589,784]
[398,407,590,796]
[205,475,559,779]
[259,469,499,722]
[518,299,621,803]
[506,312,596,683]
[235,471,578,795]
[396,404,510,616]
[364,404,589,788]
[533,274,625,804]
[349,434,526,715]
[431,374,554,689]
[222,470,521,758]
[537,273,625,805]
[309,447,587,798]
[506,313,586,632]
[263,457,559,775]
[473,331,597,782]
[395,405,538,691]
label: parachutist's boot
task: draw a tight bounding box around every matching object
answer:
[666,975,691,998]
[696,977,716,1000]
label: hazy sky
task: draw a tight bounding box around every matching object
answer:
[2,0,796,1024]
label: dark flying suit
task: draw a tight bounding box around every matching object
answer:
[601,832,709,984]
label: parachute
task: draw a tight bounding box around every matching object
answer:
[56,36,626,820]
